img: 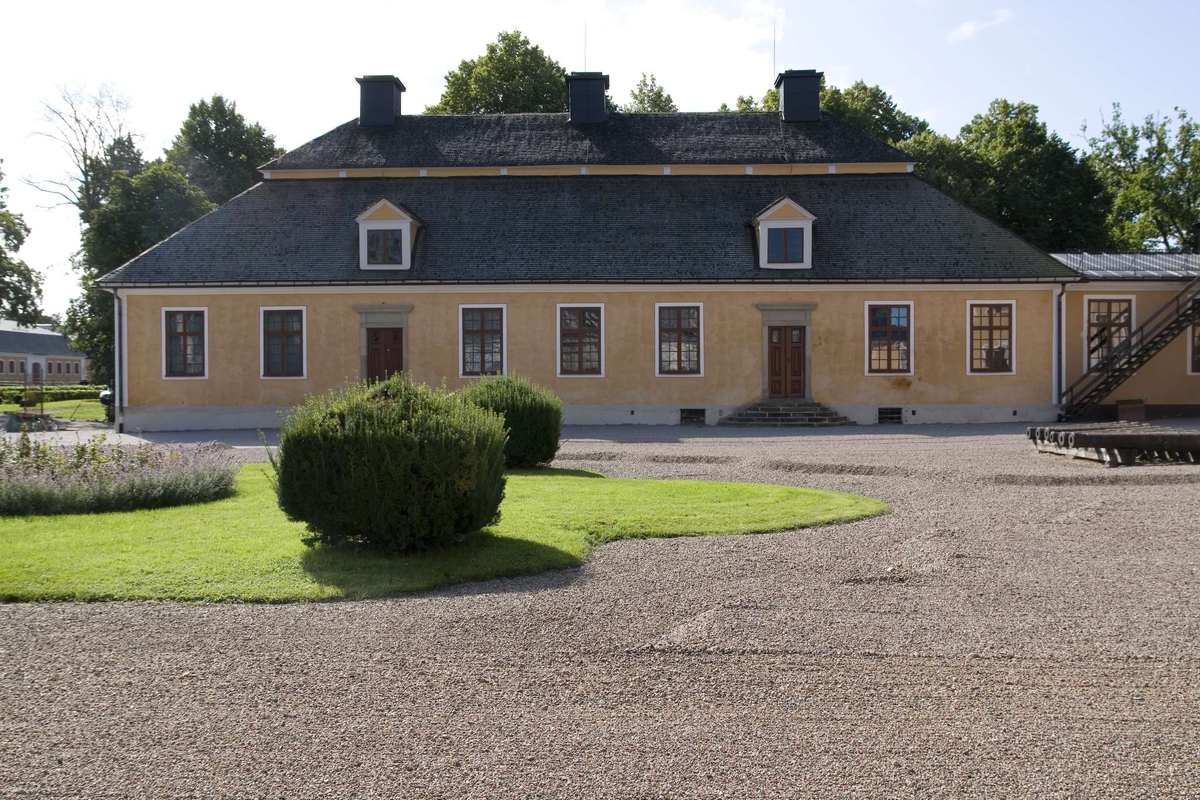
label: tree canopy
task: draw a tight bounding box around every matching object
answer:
[821,81,929,145]
[0,162,43,325]
[165,95,284,206]
[64,163,214,385]
[624,74,677,113]
[426,31,569,114]
[1087,105,1200,252]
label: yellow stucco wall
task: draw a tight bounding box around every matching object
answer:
[123,288,1058,411]
[1064,287,1199,405]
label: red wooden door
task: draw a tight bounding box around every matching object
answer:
[367,328,404,382]
[768,326,805,398]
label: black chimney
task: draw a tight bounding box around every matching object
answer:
[566,72,609,124]
[357,75,405,127]
[774,69,823,123]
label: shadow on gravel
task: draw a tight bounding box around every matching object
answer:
[990,472,1200,487]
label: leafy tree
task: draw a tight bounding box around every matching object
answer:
[721,89,778,113]
[165,95,284,206]
[821,81,929,145]
[27,84,134,224]
[64,163,214,385]
[624,74,676,112]
[82,135,145,215]
[0,162,42,325]
[426,31,569,114]
[917,100,1111,250]
[1087,105,1200,252]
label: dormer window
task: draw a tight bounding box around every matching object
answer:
[753,198,815,270]
[367,229,404,265]
[767,228,804,264]
[357,199,420,270]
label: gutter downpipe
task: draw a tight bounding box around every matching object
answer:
[110,289,124,434]
[1052,282,1066,406]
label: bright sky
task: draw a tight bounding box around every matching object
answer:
[2,0,1197,315]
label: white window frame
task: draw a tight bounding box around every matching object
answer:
[758,219,814,269]
[458,304,508,379]
[654,302,705,378]
[1188,320,1200,376]
[161,306,210,380]
[863,300,915,377]
[259,306,308,380]
[359,219,412,270]
[965,300,1017,376]
[1082,294,1136,372]
[555,303,605,378]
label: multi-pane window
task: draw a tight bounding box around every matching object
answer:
[867,304,912,374]
[18,361,24,374]
[767,228,804,263]
[559,306,602,375]
[262,309,304,377]
[165,310,206,377]
[969,303,1013,373]
[366,229,404,265]
[1192,322,1200,374]
[462,307,504,376]
[74,363,80,374]
[658,305,701,375]
[1087,298,1132,369]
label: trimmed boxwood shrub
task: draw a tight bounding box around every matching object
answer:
[459,374,563,468]
[273,375,508,553]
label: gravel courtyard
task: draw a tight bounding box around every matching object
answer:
[2,423,1198,798]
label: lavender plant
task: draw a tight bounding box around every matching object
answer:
[0,432,238,515]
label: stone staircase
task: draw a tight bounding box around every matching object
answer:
[717,399,856,427]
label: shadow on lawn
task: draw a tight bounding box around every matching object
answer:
[297,525,584,600]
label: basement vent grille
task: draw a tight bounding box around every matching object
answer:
[877,407,903,425]
[680,408,706,425]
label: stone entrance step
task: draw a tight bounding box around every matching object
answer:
[717,399,856,427]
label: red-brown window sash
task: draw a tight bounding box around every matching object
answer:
[559,307,602,375]
[462,308,504,376]
[867,304,911,374]
[262,310,304,377]
[658,305,701,374]
[366,228,404,265]
[969,303,1013,373]
[165,310,206,377]
[767,227,804,263]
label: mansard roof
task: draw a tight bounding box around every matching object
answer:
[264,112,911,171]
[99,174,1075,287]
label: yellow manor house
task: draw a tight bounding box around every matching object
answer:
[99,71,1200,431]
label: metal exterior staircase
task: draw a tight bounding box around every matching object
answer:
[1059,276,1200,420]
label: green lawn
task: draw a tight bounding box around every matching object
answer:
[0,398,106,422]
[0,465,886,602]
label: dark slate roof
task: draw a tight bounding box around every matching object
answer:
[264,112,910,170]
[0,326,84,357]
[99,174,1075,286]
[1051,252,1200,280]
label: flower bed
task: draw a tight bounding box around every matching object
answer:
[0,433,238,515]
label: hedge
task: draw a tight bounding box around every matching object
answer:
[0,386,99,405]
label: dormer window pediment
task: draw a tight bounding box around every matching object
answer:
[753,198,814,270]
[357,199,418,270]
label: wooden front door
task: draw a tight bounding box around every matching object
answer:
[768,326,805,398]
[367,328,404,382]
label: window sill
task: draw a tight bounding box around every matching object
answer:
[761,263,809,270]
[866,371,914,377]
[162,375,209,381]
[656,372,705,378]
[967,370,1017,377]
[260,375,307,380]
[360,264,410,271]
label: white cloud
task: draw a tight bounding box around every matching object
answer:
[947,8,1013,43]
